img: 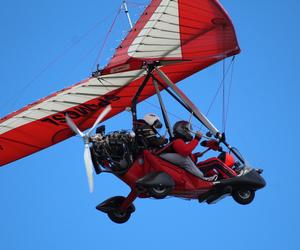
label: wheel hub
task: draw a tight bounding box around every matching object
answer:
[238,190,251,199]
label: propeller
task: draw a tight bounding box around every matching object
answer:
[65,105,112,193]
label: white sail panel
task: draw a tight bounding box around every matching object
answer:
[128,0,182,59]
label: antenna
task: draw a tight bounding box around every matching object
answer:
[122,0,133,29]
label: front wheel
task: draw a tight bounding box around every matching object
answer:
[232,189,255,205]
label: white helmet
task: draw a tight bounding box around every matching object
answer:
[143,113,162,128]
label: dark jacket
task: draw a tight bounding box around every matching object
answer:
[134,119,167,149]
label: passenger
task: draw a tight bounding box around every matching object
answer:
[160,120,217,181]
[134,113,168,150]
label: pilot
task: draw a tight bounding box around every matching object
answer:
[160,120,217,181]
[134,113,168,150]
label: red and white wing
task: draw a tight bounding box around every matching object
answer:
[0,0,240,167]
[0,70,146,166]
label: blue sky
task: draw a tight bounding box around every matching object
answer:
[0,1,299,250]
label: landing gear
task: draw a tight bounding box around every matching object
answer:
[232,189,255,205]
[96,192,137,224]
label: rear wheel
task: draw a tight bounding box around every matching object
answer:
[102,196,135,224]
[108,209,132,224]
[232,189,255,205]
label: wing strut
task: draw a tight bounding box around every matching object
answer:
[152,75,193,116]
[131,63,219,137]
[154,66,245,163]
[154,67,220,137]
[131,68,151,125]
[128,63,244,163]
[153,79,174,139]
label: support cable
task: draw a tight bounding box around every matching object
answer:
[205,57,235,117]
[224,56,236,130]
[1,13,115,116]
[92,6,122,71]
[222,58,226,132]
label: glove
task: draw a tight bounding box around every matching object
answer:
[194,152,204,158]
[201,140,221,151]
[195,131,202,140]
[162,136,168,144]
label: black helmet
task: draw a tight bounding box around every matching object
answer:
[173,121,193,142]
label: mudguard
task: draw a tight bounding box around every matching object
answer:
[96,196,135,213]
[136,172,175,189]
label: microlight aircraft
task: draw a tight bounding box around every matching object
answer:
[0,0,265,223]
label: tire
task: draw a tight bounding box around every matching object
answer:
[103,196,135,224]
[108,209,132,224]
[148,185,171,199]
[232,189,255,205]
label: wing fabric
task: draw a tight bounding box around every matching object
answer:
[104,0,240,75]
[0,70,147,166]
[0,0,240,166]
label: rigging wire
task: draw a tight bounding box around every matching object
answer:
[205,57,235,117]
[91,1,148,70]
[141,57,236,134]
[91,6,122,71]
[1,13,116,116]
[224,56,236,130]
[144,57,236,134]
[222,58,226,132]
[196,57,235,133]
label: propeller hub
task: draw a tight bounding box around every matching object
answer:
[65,105,112,193]
[83,135,90,145]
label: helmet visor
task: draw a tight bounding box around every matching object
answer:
[153,120,163,129]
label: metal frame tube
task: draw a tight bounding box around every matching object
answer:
[122,0,133,29]
[153,79,174,138]
[154,67,219,136]
[131,70,152,124]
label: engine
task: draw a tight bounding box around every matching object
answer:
[91,130,136,173]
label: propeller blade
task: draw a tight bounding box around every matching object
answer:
[65,114,84,137]
[84,143,94,193]
[87,105,112,136]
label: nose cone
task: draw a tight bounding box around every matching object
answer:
[252,168,266,189]
[214,169,267,190]
[256,173,266,189]
[245,169,266,189]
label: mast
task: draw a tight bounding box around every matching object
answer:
[122,0,133,29]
